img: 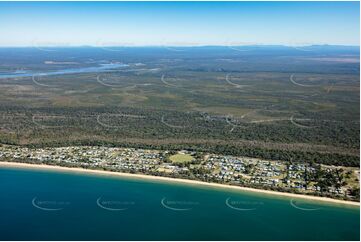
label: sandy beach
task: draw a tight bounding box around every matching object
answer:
[0,161,359,207]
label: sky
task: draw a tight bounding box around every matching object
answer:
[0,1,359,47]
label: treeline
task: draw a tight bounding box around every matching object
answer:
[0,106,359,167]
[0,106,359,149]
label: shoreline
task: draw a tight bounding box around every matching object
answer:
[0,161,359,207]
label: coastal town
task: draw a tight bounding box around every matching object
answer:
[0,144,359,201]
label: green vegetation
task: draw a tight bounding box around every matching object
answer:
[169,153,194,163]
[0,47,359,167]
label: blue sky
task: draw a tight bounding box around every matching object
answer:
[0,1,359,46]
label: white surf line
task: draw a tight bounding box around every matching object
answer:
[160,74,181,88]
[96,74,136,88]
[32,115,68,128]
[3,162,358,207]
[161,115,187,129]
[32,75,57,87]
[225,197,257,211]
[289,115,315,129]
[225,74,244,88]
[290,199,321,211]
[96,113,146,129]
[289,74,320,87]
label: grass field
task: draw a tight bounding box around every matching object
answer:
[169,153,194,163]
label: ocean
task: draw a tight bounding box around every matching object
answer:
[0,167,359,240]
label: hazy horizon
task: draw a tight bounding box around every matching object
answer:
[0,44,360,48]
[0,1,359,47]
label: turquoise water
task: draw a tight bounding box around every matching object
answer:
[0,167,359,241]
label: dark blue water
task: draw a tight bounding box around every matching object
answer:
[0,167,359,240]
[0,63,127,79]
